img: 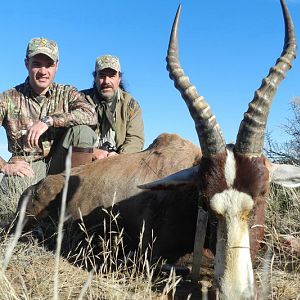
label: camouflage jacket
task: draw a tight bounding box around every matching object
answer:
[81,87,144,153]
[0,78,97,168]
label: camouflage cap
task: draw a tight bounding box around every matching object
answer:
[26,37,59,62]
[95,55,121,73]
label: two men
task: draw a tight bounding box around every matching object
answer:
[82,55,144,159]
[0,37,97,197]
[0,39,144,200]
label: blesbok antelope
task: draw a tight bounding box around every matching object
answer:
[11,0,299,299]
[140,0,299,298]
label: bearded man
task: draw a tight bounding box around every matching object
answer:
[81,55,144,159]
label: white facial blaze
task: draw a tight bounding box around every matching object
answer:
[210,189,255,299]
[224,148,236,187]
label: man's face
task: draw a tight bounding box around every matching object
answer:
[95,68,121,101]
[25,54,58,95]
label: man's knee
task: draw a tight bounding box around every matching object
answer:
[62,125,97,148]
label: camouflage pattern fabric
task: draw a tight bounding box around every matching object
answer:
[0,78,97,168]
[0,125,97,200]
[26,37,59,62]
[95,55,121,72]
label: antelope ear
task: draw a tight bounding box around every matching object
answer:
[138,166,199,190]
[269,163,300,188]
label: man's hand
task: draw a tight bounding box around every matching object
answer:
[26,121,49,149]
[107,151,118,157]
[1,161,35,177]
[93,149,119,160]
[93,148,109,160]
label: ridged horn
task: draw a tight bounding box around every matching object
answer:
[166,5,226,157]
[235,0,297,156]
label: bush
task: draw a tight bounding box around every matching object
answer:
[266,97,300,165]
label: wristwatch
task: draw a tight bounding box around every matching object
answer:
[40,116,52,127]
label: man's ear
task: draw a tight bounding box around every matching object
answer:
[25,58,29,70]
[118,72,121,84]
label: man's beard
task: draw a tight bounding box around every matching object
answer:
[98,87,117,102]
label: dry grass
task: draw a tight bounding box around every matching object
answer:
[0,238,178,299]
[0,211,180,300]
[0,168,299,299]
[256,185,300,299]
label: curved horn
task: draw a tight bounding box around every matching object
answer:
[235,0,297,156]
[166,5,226,157]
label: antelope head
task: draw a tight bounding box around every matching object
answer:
[140,0,298,298]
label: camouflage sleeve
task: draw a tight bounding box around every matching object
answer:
[51,88,97,128]
[0,93,6,127]
[118,99,144,153]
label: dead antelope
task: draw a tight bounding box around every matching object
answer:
[140,0,298,298]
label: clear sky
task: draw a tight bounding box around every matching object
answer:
[0,0,299,161]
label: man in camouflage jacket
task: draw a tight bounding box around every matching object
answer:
[81,55,144,159]
[0,37,97,198]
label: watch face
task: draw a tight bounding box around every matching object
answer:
[41,116,51,126]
